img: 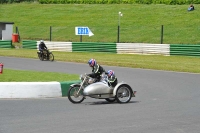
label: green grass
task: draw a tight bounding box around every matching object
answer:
[0,69,79,82]
[0,4,200,44]
[1,3,200,82]
[1,48,200,74]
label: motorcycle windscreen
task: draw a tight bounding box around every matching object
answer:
[83,82,113,96]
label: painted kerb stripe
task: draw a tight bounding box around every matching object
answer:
[0,81,80,98]
[60,80,80,96]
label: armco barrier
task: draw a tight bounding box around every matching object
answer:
[0,40,12,48]
[117,43,170,55]
[170,44,200,57]
[22,40,37,49]
[0,81,80,98]
[72,42,117,53]
[36,41,72,52]
[21,40,200,57]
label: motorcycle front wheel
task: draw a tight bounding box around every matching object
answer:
[68,85,84,104]
[48,53,54,61]
[115,85,132,103]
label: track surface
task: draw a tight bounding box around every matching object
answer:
[1,56,200,133]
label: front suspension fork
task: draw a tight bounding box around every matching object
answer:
[76,77,86,95]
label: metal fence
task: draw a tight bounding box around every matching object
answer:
[15,25,200,44]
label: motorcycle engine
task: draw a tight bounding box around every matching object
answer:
[88,78,95,84]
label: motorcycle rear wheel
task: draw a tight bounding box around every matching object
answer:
[68,85,84,104]
[115,84,132,103]
[38,53,44,61]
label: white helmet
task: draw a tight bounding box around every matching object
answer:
[40,40,44,43]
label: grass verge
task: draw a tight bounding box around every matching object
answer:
[0,69,79,82]
[1,48,200,74]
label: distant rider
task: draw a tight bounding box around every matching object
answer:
[87,58,105,82]
[106,70,118,88]
[39,40,49,57]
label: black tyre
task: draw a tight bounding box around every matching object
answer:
[49,53,54,61]
[105,98,116,103]
[38,53,44,61]
[68,85,84,104]
[115,84,132,103]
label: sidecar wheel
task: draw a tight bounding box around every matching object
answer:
[115,85,132,103]
[68,85,84,104]
[105,98,116,103]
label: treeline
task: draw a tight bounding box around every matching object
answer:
[0,0,34,3]
[1,0,200,4]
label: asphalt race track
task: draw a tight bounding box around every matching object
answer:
[1,56,200,133]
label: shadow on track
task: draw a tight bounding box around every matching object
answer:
[84,100,140,105]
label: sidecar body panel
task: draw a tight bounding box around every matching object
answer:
[83,82,114,99]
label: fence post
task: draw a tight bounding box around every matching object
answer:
[161,25,163,44]
[50,26,52,41]
[117,25,120,43]
[15,26,20,42]
[80,35,82,42]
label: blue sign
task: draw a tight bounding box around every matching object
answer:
[78,27,88,35]
[75,27,94,36]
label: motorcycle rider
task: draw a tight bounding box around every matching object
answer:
[39,40,49,58]
[106,70,118,88]
[87,58,105,82]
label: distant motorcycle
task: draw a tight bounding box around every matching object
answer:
[68,74,136,104]
[37,49,54,61]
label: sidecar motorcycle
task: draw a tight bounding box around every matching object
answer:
[37,49,54,61]
[68,74,136,104]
